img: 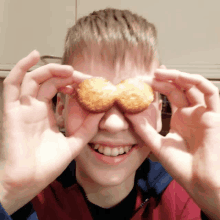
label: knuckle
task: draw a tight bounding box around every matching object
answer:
[3,74,15,86]
[46,63,60,70]
[16,59,24,67]
[171,69,180,74]
[46,63,55,68]
[178,72,186,78]
[23,71,32,80]
[180,71,190,77]
[16,59,28,72]
[177,72,188,82]
[193,74,206,83]
[213,86,219,94]
[193,74,204,79]
[3,78,9,87]
[42,63,54,73]
[45,63,58,74]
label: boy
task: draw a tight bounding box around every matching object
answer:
[1,8,220,220]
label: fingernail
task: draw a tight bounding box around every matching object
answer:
[74,70,93,80]
[67,65,74,71]
[31,49,38,54]
[159,65,167,69]
[30,50,40,57]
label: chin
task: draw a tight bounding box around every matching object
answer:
[75,155,142,188]
[74,142,149,187]
[94,169,135,187]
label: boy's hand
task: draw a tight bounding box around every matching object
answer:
[125,67,220,219]
[1,51,104,215]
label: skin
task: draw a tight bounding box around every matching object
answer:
[2,50,220,219]
[56,56,163,208]
[1,51,105,215]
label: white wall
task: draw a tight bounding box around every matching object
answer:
[0,0,76,69]
[1,0,219,77]
[77,0,220,78]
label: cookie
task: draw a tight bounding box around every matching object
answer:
[75,77,154,114]
[116,78,154,113]
[75,77,117,113]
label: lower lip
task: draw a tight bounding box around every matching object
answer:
[89,144,138,165]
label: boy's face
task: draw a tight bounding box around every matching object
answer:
[57,56,162,187]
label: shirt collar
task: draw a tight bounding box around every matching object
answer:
[56,158,173,200]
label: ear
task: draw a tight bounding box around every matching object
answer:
[155,64,166,133]
[55,93,65,128]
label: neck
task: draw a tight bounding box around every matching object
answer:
[76,165,135,208]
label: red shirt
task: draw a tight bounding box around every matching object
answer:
[6,159,207,219]
[31,176,202,219]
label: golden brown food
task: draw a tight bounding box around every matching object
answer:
[116,78,154,114]
[75,77,117,113]
[75,77,154,114]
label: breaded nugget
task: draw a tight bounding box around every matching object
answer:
[116,78,154,114]
[75,77,154,114]
[75,77,117,113]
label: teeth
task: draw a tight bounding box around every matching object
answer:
[124,146,130,153]
[119,147,124,155]
[103,147,111,156]
[91,144,134,157]
[98,146,104,153]
[112,148,119,157]
[94,144,100,150]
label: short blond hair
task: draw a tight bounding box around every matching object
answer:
[62,8,159,69]
[57,8,160,103]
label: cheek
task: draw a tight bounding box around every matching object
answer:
[136,141,152,160]
[64,97,89,136]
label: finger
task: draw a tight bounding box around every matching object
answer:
[170,103,178,114]
[155,69,220,112]
[166,82,206,110]
[185,86,206,107]
[37,76,76,102]
[57,82,78,97]
[125,111,192,184]
[124,111,163,159]
[3,50,40,104]
[57,85,75,95]
[21,65,92,99]
[20,64,74,98]
[138,76,189,108]
[159,64,167,69]
[66,112,105,158]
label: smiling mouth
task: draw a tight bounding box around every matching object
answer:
[88,143,136,157]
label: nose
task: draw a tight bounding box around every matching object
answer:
[99,106,129,133]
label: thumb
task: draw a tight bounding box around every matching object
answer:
[125,112,163,159]
[66,113,105,158]
[158,64,178,113]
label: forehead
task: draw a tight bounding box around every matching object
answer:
[72,56,159,85]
